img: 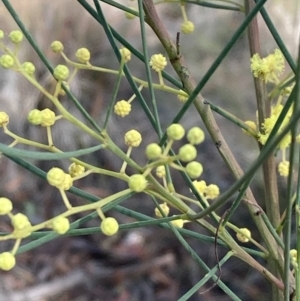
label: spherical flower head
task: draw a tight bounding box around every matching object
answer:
[125,8,136,20]
[278,161,289,177]
[155,203,170,217]
[0,30,4,39]
[171,218,184,228]
[51,41,64,53]
[119,47,131,63]
[156,165,166,178]
[186,161,203,179]
[242,120,257,135]
[27,109,42,125]
[187,127,205,145]
[11,213,31,230]
[145,143,162,159]
[9,30,23,43]
[166,124,185,140]
[100,217,119,236]
[40,108,56,127]
[128,174,147,192]
[177,90,188,103]
[178,144,197,162]
[124,129,142,147]
[53,64,69,81]
[52,216,70,234]
[47,167,66,188]
[193,180,207,194]
[0,112,9,127]
[290,249,297,262]
[76,48,91,63]
[114,100,131,117]
[181,21,195,34]
[68,163,85,177]
[149,54,167,72]
[0,252,16,271]
[236,228,251,243]
[0,197,13,215]
[0,54,14,69]
[205,184,220,199]
[11,213,32,238]
[250,49,285,83]
[22,62,36,76]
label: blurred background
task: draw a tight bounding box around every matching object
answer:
[0,0,299,300]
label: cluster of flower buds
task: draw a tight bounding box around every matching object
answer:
[27,108,57,127]
[47,167,73,190]
[0,197,33,271]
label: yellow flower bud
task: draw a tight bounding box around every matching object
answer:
[0,30,4,39]
[114,100,131,117]
[27,109,42,125]
[68,163,85,177]
[187,127,205,145]
[181,21,195,34]
[0,54,14,69]
[278,161,289,177]
[53,64,69,81]
[51,41,64,53]
[11,213,31,230]
[124,129,142,147]
[0,112,9,127]
[128,174,147,192]
[178,144,197,162]
[149,54,167,72]
[145,143,162,159]
[290,249,297,262]
[47,167,66,188]
[9,30,23,43]
[205,184,220,199]
[186,161,203,179]
[119,47,131,62]
[40,108,55,127]
[156,166,166,178]
[0,252,16,271]
[171,218,184,228]
[11,213,32,238]
[0,197,13,215]
[22,62,36,76]
[177,90,188,103]
[236,228,251,243]
[52,216,70,234]
[166,124,185,140]
[192,180,207,194]
[76,48,91,63]
[100,217,119,236]
[155,203,170,217]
